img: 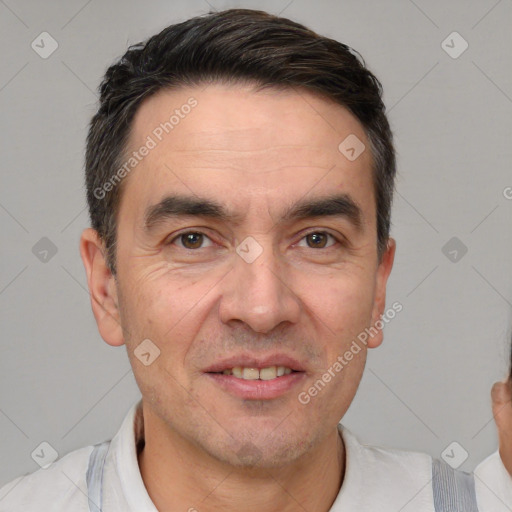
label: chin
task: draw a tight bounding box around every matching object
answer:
[207,427,315,469]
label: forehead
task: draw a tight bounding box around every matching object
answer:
[120,82,374,223]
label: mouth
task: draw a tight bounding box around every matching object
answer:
[204,356,307,400]
[212,366,296,381]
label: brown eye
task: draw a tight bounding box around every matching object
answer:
[301,232,336,249]
[171,232,213,250]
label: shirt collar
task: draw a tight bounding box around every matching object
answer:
[109,399,432,512]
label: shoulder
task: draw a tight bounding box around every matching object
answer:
[475,449,509,478]
[474,450,512,512]
[335,426,434,511]
[341,425,433,474]
[0,444,94,512]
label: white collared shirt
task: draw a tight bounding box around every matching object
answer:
[474,450,512,511]
[0,398,500,511]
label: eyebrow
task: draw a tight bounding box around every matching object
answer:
[143,193,363,232]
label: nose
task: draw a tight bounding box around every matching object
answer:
[218,239,302,334]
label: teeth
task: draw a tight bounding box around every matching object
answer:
[242,367,259,380]
[260,366,277,380]
[222,366,294,380]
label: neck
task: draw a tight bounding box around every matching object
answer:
[137,407,345,512]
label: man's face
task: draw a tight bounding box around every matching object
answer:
[86,83,394,468]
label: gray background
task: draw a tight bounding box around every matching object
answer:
[1,0,511,487]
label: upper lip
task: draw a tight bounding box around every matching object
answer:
[204,353,306,373]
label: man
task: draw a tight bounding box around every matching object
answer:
[474,355,512,510]
[493,377,512,476]
[0,8,504,511]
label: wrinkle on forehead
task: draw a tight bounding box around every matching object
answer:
[151,144,337,176]
[129,83,368,154]
[120,84,374,230]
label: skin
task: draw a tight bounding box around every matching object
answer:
[80,83,395,512]
[492,377,512,476]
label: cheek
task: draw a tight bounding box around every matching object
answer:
[303,272,376,340]
[119,263,218,355]
[119,271,209,399]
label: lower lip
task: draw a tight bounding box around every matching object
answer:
[206,372,306,400]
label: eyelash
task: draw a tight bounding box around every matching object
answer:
[167,230,344,250]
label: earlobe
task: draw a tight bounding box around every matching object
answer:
[367,237,396,349]
[79,228,125,347]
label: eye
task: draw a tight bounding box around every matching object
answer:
[167,230,342,251]
[297,231,338,249]
[169,231,214,250]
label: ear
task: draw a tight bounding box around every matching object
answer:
[367,237,396,349]
[79,228,125,347]
[492,379,512,476]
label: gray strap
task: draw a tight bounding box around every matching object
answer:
[86,441,110,512]
[432,458,478,511]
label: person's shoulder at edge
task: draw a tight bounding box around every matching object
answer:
[0,399,140,512]
[474,450,512,511]
[0,444,93,512]
[333,425,434,511]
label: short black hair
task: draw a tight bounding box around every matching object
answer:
[85,8,396,274]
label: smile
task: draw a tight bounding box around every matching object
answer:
[219,366,294,380]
